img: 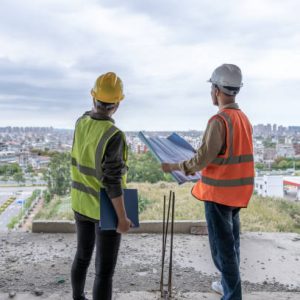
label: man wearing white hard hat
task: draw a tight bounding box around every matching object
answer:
[162,64,254,300]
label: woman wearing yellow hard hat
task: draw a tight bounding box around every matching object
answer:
[70,72,131,300]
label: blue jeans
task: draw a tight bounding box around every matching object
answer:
[204,201,242,300]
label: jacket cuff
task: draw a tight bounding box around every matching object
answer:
[106,185,123,199]
[179,161,192,176]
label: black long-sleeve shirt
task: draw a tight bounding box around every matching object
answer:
[88,110,127,199]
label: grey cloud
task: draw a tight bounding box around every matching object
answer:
[98,0,299,47]
[0,58,64,79]
[0,58,87,113]
[73,56,134,80]
[0,1,84,44]
[0,0,299,129]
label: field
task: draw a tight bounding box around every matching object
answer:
[34,182,300,233]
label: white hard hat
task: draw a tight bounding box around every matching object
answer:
[208,64,243,95]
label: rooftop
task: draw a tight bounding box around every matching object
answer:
[0,232,299,299]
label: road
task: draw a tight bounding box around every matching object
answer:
[0,186,44,231]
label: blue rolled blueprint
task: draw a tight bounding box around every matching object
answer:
[138,132,201,184]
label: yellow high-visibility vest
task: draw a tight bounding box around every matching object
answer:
[71,115,128,220]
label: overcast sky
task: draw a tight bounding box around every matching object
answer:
[0,0,299,131]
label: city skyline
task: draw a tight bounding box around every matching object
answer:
[0,0,300,130]
[1,123,300,132]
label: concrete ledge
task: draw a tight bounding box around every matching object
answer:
[32,220,75,233]
[131,220,207,234]
[32,220,207,234]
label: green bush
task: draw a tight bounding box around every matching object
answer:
[43,190,52,203]
[7,215,19,229]
[127,151,174,183]
[138,195,152,214]
[44,152,71,196]
[0,163,22,176]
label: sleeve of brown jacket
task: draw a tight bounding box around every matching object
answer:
[178,117,226,175]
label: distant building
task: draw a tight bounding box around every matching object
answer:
[293,143,300,156]
[288,126,300,135]
[254,140,264,162]
[137,144,148,154]
[0,142,7,151]
[255,175,284,198]
[284,176,300,200]
[276,144,295,158]
[0,151,18,165]
[263,148,276,161]
[29,156,50,169]
[255,175,300,200]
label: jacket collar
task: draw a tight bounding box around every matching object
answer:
[85,110,115,123]
[219,102,239,112]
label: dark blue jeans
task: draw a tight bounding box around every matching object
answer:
[204,201,241,300]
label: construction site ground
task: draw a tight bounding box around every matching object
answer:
[0,232,300,300]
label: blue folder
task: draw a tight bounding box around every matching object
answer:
[138,131,201,184]
[100,189,140,230]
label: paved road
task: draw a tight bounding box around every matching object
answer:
[0,187,43,231]
[0,194,10,207]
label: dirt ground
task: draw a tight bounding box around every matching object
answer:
[0,232,300,299]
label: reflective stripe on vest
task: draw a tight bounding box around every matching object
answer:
[211,154,254,165]
[201,176,254,187]
[71,157,97,177]
[72,180,98,198]
[192,109,254,207]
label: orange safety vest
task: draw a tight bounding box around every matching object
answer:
[192,108,254,208]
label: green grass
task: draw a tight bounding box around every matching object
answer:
[35,194,73,220]
[34,182,300,233]
[7,215,20,229]
[241,195,300,233]
[128,182,205,221]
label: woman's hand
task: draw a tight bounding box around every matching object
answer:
[117,216,132,234]
[111,195,132,234]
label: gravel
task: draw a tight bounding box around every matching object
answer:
[0,232,299,296]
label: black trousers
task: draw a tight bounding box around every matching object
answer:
[71,215,121,300]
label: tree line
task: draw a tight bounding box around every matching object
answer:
[44,151,174,197]
[0,163,25,183]
[256,157,300,170]
[45,152,300,198]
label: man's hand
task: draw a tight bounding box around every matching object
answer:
[161,163,175,173]
[117,216,132,234]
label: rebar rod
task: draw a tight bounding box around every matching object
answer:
[168,191,175,297]
[160,195,166,296]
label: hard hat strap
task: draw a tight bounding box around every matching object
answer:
[217,85,239,96]
[95,100,117,110]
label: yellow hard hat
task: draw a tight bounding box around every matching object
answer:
[91,72,125,103]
